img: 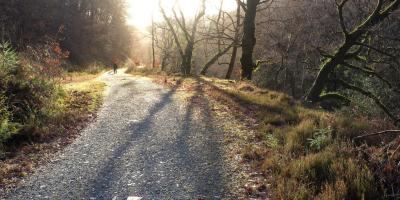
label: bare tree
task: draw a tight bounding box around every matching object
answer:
[153,22,176,71]
[305,0,400,123]
[160,0,206,75]
[199,0,236,75]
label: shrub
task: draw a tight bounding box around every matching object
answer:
[0,95,20,151]
[308,127,332,151]
[0,42,59,147]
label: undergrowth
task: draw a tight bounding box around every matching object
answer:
[0,42,105,187]
[126,66,165,76]
[224,82,397,199]
[0,42,60,151]
[155,75,398,200]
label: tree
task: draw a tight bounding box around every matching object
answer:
[226,0,242,79]
[199,0,236,76]
[160,0,206,75]
[305,0,400,123]
[239,0,271,80]
[0,0,133,66]
[154,23,176,71]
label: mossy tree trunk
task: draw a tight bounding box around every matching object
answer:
[240,0,260,80]
[306,0,400,102]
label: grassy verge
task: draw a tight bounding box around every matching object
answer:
[126,66,165,76]
[0,72,105,189]
[150,74,398,199]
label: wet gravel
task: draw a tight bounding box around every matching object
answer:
[1,71,232,200]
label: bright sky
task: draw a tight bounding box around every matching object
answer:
[126,0,237,31]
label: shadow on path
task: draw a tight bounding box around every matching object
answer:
[89,80,182,199]
[88,78,229,199]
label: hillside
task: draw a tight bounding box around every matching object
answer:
[149,73,400,199]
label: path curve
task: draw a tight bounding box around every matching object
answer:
[2,70,231,200]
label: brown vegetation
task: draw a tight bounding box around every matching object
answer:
[148,73,399,199]
[0,73,105,189]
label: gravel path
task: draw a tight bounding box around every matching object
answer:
[2,70,232,200]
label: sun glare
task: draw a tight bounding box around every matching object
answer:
[126,0,237,31]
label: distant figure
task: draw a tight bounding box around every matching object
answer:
[113,62,118,74]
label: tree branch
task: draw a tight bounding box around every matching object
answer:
[354,130,400,140]
[338,79,399,124]
[335,0,350,36]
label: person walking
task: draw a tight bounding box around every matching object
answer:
[113,62,118,74]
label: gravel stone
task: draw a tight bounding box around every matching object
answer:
[1,71,232,200]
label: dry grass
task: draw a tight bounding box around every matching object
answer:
[58,70,105,84]
[126,66,165,76]
[148,74,397,199]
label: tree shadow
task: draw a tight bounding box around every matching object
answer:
[171,79,228,198]
[135,79,229,198]
[88,78,229,199]
[88,80,182,199]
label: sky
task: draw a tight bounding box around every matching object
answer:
[126,0,237,31]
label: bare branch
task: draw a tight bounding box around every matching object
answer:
[354,130,400,140]
[335,0,350,36]
[338,79,400,124]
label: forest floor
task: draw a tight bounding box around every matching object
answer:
[1,70,244,199]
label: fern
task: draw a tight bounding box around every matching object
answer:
[308,127,332,151]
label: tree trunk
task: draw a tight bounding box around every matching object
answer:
[306,42,354,102]
[151,16,156,68]
[226,0,241,79]
[226,45,238,79]
[181,41,194,75]
[240,0,260,80]
[306,0,400,102]
[161,54,167,71]
[200,44,233,75]
[180,56,191,75]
